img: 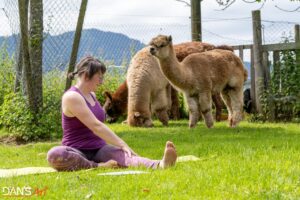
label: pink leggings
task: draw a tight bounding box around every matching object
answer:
[47,145,160,171]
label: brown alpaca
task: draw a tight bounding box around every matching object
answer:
[127,41,230,127]
[103,80,180,123]
[103,81,128,123]
[149,35,247,128]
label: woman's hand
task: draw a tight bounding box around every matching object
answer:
[121,145,138,157]
[98,160,119,168]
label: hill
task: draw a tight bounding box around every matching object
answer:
[0,29,145,72]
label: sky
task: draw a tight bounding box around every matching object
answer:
[0,0,299,61]
[82,0,299,44]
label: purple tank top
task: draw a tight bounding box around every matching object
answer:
[62,86,106,150]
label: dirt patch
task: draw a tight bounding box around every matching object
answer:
[0,135,27,145]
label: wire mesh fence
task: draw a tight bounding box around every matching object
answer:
[0,0,298,78]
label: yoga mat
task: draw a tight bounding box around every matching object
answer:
[98,170,149,176]
[0,155,201,178]
[177,155,200,162]
[0,167,57,178]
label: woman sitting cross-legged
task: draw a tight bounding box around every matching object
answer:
[47,56,177,171]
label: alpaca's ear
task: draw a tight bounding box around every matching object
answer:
[168,35,172,42]
[103,91,112,100]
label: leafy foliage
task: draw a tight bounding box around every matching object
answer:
[0,70,64,141]
[0,44,15,106]
[95,66,127,105]
[258,36,300,122]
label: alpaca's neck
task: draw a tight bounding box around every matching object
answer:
[158,47,187,89]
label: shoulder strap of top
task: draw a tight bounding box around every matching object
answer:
[69,86,97,105]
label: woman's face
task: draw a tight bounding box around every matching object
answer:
[87,72,104,91]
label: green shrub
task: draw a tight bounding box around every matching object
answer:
[0,70,64,141]
[0,44,15,106]
[95,66,126,104]
[0,92,35,140]
[257,35,300,122]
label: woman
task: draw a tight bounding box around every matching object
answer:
[47,56,177,171]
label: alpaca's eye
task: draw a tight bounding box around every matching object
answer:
[159,44,164,48]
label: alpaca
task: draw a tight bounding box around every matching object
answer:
[103,81,128,123]
[126,41,233,127]
[104,79,225,123]
[127,47,171,127]
[103,80,180,123]
[149,35,247,128]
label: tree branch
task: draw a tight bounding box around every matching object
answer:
[215,0,236,11]
[174,0,191,7]
[275,5,300,12]
[242,0,257,3]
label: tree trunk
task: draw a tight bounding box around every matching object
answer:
[65,0,88,91]
[18,0,35,112]
[29,0,43,113]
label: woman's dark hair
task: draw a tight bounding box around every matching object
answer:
[68,56,106,80]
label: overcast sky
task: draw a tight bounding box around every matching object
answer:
[0,0,299,61]
[83,0,299,43]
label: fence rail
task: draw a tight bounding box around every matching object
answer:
[231,11,299,118]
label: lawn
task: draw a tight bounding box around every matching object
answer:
[0,120,299,199]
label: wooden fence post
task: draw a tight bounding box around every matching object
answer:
[295,24,300,68]
[262,51,275,120]
[191,0,201,41]
[65,0,88,91]
[250,46,256,113]
[252,10,264,114]
[239,46,244,60]
[273,51,280,91]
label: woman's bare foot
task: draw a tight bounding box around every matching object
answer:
[159,141,177,169]
[98,160,119,168]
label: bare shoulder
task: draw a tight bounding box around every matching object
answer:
[62,91,84,105]
[90,92,97,98]
[62,91,86,117]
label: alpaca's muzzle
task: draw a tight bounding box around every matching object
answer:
[149,47,156,55]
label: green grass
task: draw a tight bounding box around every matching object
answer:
[0,121,299,199]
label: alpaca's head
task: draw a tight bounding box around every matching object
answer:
[103,91,121,123]
[128,112,154,127]
[149,35,173,59]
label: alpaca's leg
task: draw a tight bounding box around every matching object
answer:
[228,87,244,127]
[221,90,233,126]
[155,109,169,126]
[199,92,214,128]
[212,93,223,122]
[169,86,180,120]
[198,102,203,121]
[152,89,170,126]
[186,95,199,128]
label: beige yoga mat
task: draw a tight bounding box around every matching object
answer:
[0,155,201,178]
[0,167,57,178]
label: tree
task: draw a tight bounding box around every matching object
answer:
[18,0,43,116]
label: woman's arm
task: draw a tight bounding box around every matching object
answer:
[62,92,136,156]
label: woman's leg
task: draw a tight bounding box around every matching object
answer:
[47,146,98,171]
[93,145,160,169]
[93,141,177,169]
